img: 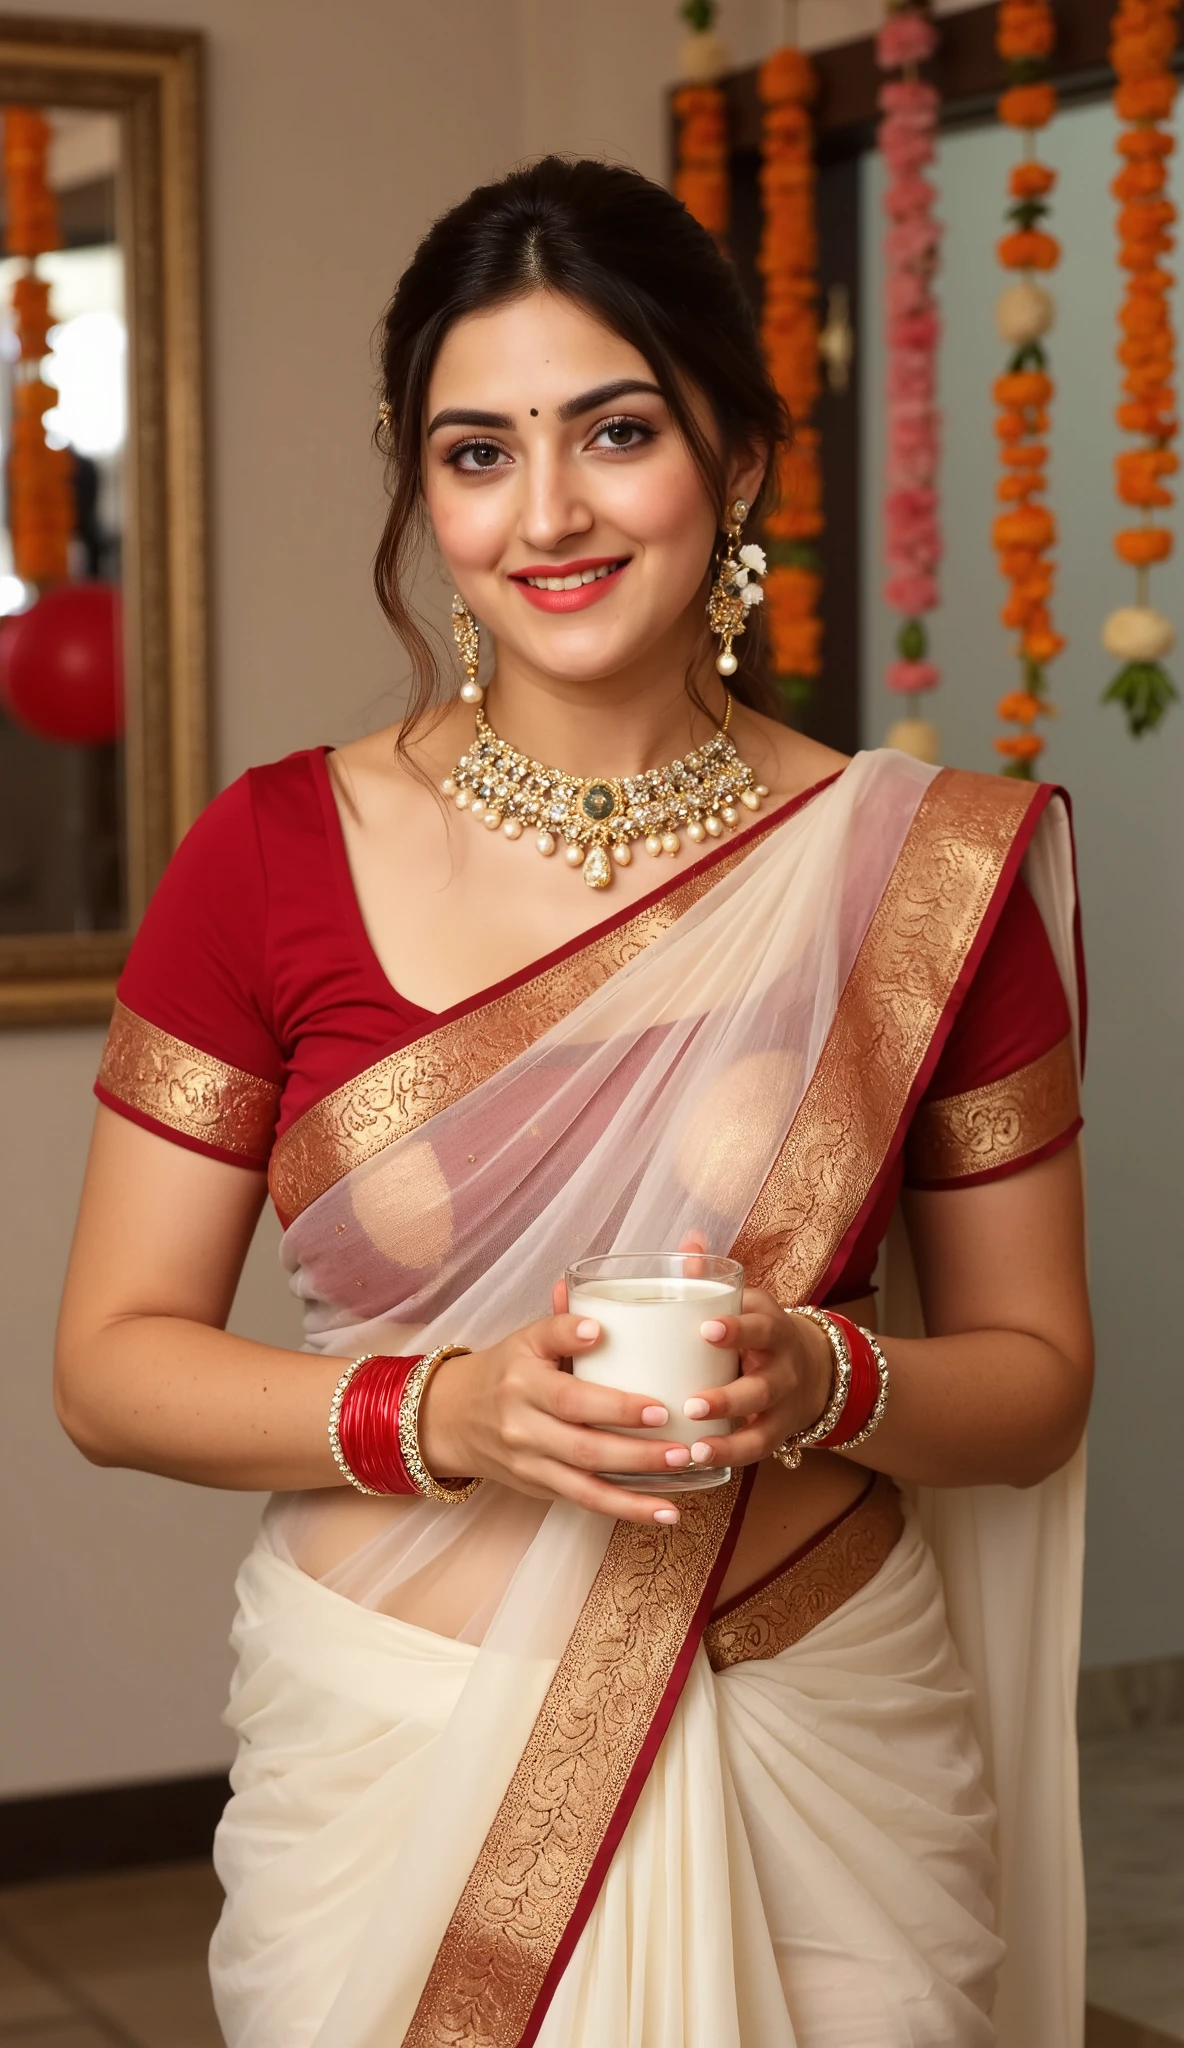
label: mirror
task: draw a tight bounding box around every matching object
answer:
[0,22,205,1025]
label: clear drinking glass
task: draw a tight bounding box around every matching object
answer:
[565,1252,744,1494]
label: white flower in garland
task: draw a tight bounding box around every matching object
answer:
[739,542,767,575]
[740,580,764,608]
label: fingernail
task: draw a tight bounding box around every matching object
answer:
[575,1319,600,1341]
[641,1404,669,1426]
[654,1507,680,1524]
[691,1441,714,1464]
[665,1445,691,1467]
[683,1396,711,1420]
[700,1319,728,1341]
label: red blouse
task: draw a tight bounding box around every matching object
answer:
[96,748,1082,1300]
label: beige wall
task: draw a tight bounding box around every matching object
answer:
[2,0,986,1799]
[2,0,525,1799]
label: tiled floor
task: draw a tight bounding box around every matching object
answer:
[0,1726,1180,2047]
[1082,1723,1184,2044]
[0,1863,223,2047]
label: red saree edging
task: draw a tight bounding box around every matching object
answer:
[810,778,1055,1303]
[515,1464,756,2048]
[400,1468,753,2048]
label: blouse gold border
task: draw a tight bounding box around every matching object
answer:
[906,1031,1080,1185]
[97,998,280,1161]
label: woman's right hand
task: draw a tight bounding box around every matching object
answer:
[417,1313,691,1525]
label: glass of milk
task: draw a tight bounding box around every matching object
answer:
[565,1252,744,1493]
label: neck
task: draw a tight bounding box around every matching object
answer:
[479,637,729,779]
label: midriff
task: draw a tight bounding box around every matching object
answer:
[281,1295,880,1636]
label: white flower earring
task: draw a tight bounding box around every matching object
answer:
[451,593,484,705]
[707,500,766,676]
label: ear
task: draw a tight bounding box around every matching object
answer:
[725,439,771,519]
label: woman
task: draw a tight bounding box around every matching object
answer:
[56,158,1092,2047]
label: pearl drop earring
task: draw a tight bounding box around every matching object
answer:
[707,499,765,677]
[451,594,484,705]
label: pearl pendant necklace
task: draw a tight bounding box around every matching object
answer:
[440,695,768,890]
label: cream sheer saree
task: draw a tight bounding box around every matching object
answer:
[209,751,1085,2048]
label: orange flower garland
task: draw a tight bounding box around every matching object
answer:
[757,42,823,706]
[1101,0,1180,735]
[674,1,729,246]
[3,108,72,588]
[991,1,1065,777]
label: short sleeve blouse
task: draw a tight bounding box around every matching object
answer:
[95,749,1082,1295]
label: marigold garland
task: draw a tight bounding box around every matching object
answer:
[991,1,1064,777]
[877,2,944,765]
[2,109,71,589]
[674,1,729,246]
[1101,0,1181,736]
[757,42,823,708]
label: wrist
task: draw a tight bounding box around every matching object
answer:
[795,1314,836,1425]
[416,1347,471,1477]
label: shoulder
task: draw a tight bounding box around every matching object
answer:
[733,706,848,801]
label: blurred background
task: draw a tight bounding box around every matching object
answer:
[0,3,1178,2045]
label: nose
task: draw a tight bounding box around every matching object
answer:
[517,445,594,554]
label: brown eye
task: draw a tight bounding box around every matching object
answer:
[470,443,501,467]
[605,421,635,445]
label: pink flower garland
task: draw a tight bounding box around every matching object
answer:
[877,9,943,705]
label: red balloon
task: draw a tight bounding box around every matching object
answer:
[0,583,124,746]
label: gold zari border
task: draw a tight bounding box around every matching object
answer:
[402,1478,741,2048]
[704,1475,904,1673]
[269,833,763,1220]
[732,767,1040,1303]
[98,999,280,1160]
[905,1031,1079,1183]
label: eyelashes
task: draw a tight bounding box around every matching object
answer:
[441,414,658,473]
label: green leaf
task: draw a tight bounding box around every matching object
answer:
[1101,659,1179,737]
[897,617,927,660]
[768,539,821,572]
[1008,56,1049,84]
[680,0,716,30]
[1000,757,1036,780]
[1007,200,1049,229]
[1008,341,1047,374]
[778,674,814,710]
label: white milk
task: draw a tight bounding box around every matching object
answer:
[568,1274,741,1493]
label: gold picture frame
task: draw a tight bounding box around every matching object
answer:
[0,15,206,1026]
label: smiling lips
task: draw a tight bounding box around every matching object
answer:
[509,556,630,612]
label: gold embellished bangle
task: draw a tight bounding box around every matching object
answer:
[398,1344,482,1504]
[839,1327,891,1450]
[773,1306,853,1472]
[327,1355,384,1497]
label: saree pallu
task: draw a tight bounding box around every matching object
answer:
[209,750,1086,2047]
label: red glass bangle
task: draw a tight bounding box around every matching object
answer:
[338,1355,422,1494]
[817,1313,879,1447]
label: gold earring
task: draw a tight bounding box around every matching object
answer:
[707,498,758,678]
[451,594,484,705]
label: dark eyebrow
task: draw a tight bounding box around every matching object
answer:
[557,379,664,421]
[426,406,513,435]
[426,380,664,437]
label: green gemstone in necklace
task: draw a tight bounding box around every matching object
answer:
[581,781,617,823]
[440,696,767,890]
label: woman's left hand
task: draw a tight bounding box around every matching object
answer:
[682,1288,835,1472]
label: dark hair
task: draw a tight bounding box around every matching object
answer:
[374,155,790,732]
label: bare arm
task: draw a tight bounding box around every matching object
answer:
[54,1107,696,1523]
[55,1107,345,1490]
[681,1143,1094,1490]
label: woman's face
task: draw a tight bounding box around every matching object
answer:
[421,291,755,687]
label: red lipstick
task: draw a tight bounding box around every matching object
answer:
[509,555,630,614]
